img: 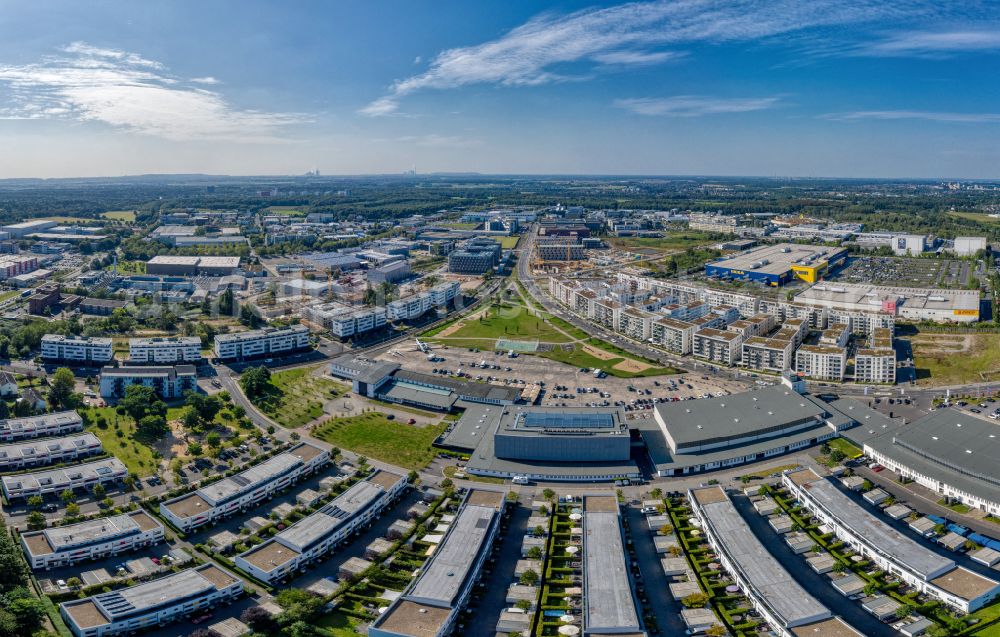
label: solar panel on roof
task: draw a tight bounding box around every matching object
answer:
[521,412,613,429]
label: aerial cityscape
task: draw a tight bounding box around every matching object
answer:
[3,2,1000,637]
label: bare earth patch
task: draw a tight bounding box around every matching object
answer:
[582,344,618,361]
[911,334,971,355]
[612,359,652,373]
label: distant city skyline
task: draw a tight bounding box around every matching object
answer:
[2,1,1000,179]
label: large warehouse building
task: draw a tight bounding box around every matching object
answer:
[145,255,241,276]
[705,243,848,286]
[795,282,980,323]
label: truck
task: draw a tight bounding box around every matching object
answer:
[511,476,530,485]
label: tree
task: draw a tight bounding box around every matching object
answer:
[59,489,75,505]
[119,385,159,422]
[25,512,45,531]
[0,588,46,637]
[519,569,539,586]
[26,495,43,510]
[65,577,81,588]
[542,488,555,502]
[240,366,272,399]
[48,367,77,409]
[182,406,202,431]
[65,502,80,517]
[136,415,169,441]
[188,442,203,456]
[91,483,106,498]
[527,546,542,559]
[240,606,278,633]
[705,625,727,637]
[206,432,222,448]
[829,449,846,463]
[681,592,709,608]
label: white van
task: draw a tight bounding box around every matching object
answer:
[512,476,530,485]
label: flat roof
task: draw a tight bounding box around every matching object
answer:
[190,443,324,507]
[584,507,643,633]
[215,324,308,343]
[0,432,100,463]
[710,243,846,276]
[929,567,999,602]
[862,408,1000,508]
[2,457,127,493]
[692,486,830,628]
[787,470,955,579]
[790,617,864,637]
[239,539,301,572]
[25,511,161,557]
[372,599,452,637]
[63,600,107,629]
[391,369,522,403]
[795,282,979,312]
[147,255,200,265]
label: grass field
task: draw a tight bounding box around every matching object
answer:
[827,437,863,459]
[313,412,445,470]
[0,290,20,303]
[37,216,96,224]
[105,260,146,275]
[607,232,719,252]
[441,303,573,343]
[912,333,1000,385]
[81,406,160,476]
[541,344,680,378]
[947,210,1000,226]
[499,235,520,249]
[252,367,348,428]
[101,210,137,222]
[266,205,308,216]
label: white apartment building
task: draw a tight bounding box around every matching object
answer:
[741,336,795,373]
[213,325,310,360]
[592,299,623,329]
[160,443,330,531]
[386,282,459,321]
[855,349,896,384]
[302,303,387,338]
[0,411,83,442]
[784,469,1000,613]
[98,365,198,399]
[21,510,164,570]
[60,564,243,637]
[651,317,696,355]
[41,335,113,364]
[693,329,743,366]
[617,307,654,341]
[128,336,202,363]
[2,458,128,501]
[818,323,850,348]
[236,471,406,583]
[0,432,102,472]
[795,345,846,382]
[726,314,776,340]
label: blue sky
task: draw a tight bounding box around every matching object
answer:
[2,0,1000,178]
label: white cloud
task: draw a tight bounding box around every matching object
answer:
[413,55,422,65]
[615,95,782,116]
[824,110,1000,123]
[360,0,955,116]
[862,30,1000,56]
[0,43,305,141]
[393,134,482,148]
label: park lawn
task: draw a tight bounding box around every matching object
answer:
[100,210,137,222]
[252,367,348,429]
[444,304,573,343]
[313,412,445,470]
[499,236,520,249]
[539,344,680,378]
[315,612,362,636]
[912,333,1000,385]
[81,406,160,476]
[826,437,863,459]
[266,205,308,216]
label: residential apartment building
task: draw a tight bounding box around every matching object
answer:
[537,242,586,261]
[304,303,388,338]
[693,328,743,366]
[160,443,330,532]
[856,349,896,384]
[21,510,164,570]
[726,314,776,340]
[2,458,128,501]
[0,432,102,472]
[688,212,738,235]
[128,336,202,364]
[212,325,311,360]
[651,317,696,355]
[41,335,114,364]
[236,471,406,583]
[385,282,460,321]
[98,365,198,399]
[60,564,243,637]
[795,345,846,382]
[819,323,850,348]
[370,489,506,637]
[785,469,1000,613]
[448,237,501,274]
[617,307,654,341]
[0,411,83,442]
[741,336,795,373]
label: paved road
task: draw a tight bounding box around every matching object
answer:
[463,496,533,636]
[625,504,686,636]
[729,492,898,637]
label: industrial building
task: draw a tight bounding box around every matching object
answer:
[367,259,412,284]
[98,365,198,399]
[537,242,586,261]
[159,442,329,531]
[447,237,501,274]
[370,489,505,637]
[1,219,57,238]
[128,336,202,364]
[784,468,1000,612]
[0,411,83,442]
[794,282,980,323]
[705,243,848,286]
[2,457,128,501]
[213,325,311,360]
[582,495,649,636]
[41,335,114,364]
[235,470,406,583]
[145,255,241,276]
[952,236,988,256]
[60,564,243,637]
[21,510,164,570]
[0,432,102,472]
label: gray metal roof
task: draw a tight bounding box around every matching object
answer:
[796,474,955,579]
[379,381,457,410]
[196,444,322,506]
[863,408,1000,507]
[407,498,498,607]
[93,568,214,618]
[276,479,387,553]
[695,490,830,628]
[0,411,83,438]
[37,512,147,554]
[0,432,100,464]
[2,457,127,492]
[584,510,644,633]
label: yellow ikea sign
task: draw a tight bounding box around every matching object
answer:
[954,309,979,316]
[791,264,824,283]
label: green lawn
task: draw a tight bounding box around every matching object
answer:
[0,290,20,303]
[313,413,445,470]
[100,210,137,222]
[80,406,160,476]
[540,344,680,378]
[826,437,863,459]
[499,235,520,249]
[912,333,1000,385]
[315,612,362,636]
[607,232,719,252]
[443,303,573,343]
[251,367,348,429]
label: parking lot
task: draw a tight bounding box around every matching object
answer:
[831,256,971,287]
[378,342,747,415]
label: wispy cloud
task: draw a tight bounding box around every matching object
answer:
[375,134,482,148]
[0,42,306,141]
[615,95,782,117]
[360,0,956,116]
[824,110,1000,123]
[862,30,1000,56]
